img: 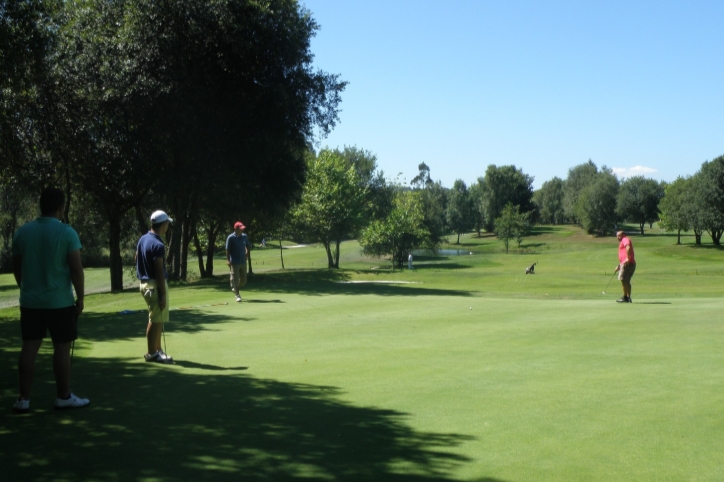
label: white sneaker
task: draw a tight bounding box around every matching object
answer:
[158,350,174,363]
[13,399,29,413]
[55,393,90,410]
[236,295,242,303]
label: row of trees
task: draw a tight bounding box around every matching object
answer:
[535,161,664,236]
[1,0,346,286]
[535,156,724,246]
[2,3,721,280]
[658,156,724,245]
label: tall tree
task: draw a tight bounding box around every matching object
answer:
[446,179,473,244]
[564,160,598,223]
[494,203,529,254]
[418,180,448,247]
[336,146,394,222]
[360,191,431,269]
[695,154,724,245]
[535,177,566,225]
[292,150,367,268]
[576,170,619,235]
[479,165,535,232]
[2,0,347,287]
[410,162,433,189]
[659,177,692,244]
[468,181,486,235]
[616,176,665,235]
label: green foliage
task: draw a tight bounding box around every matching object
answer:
[0,179,35,272]
[696,154,724,245]
[360,191,431,268]
[410,162,432,189]
[494,203,529,253]
[446,179,474,244]
[564,160,598,222]
[479,164,535,232]
[292,149,367,268]
[1,0,347,287]
[616,176,665,235]
[658,177,693,244]
[468,181,486,234]
[417,180,448,246]
[333,145,394,222]
[575,170,619,235]
[535,176,566,225]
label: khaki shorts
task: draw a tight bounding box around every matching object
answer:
[229,263,247,291]
[618,263,636,283]
[140,279,169,324]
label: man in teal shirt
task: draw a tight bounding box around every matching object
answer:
[11,188,89,412]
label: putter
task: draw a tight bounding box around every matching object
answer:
[602,272,616,294]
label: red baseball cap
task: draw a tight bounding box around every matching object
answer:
[234,221,246,230]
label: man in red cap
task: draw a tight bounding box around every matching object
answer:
[226,221,251,302]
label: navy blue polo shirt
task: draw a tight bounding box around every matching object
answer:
[136,232,167,281]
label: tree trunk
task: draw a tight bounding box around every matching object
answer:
[247,248,253,275]
[639,223,645,235]
[108,213,124,291]
[279,229,285,269]
[323,241,335,268]
[193,228,206,277]
[676,229,681,245]
[168,214,182,281]
[204,223,219,277]
[333,240,341,268]
[710,229,722,245]
[457,232,460,244]
[180,216,192,281]
[135,204,148,235]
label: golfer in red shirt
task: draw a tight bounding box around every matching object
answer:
[614,231,636,303]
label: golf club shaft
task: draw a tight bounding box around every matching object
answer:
[603,272,616,292]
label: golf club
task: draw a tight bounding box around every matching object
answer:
[602,272,616,294]
[162,324,169,358]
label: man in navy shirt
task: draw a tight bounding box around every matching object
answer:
[136,210,173,363]
[226,221,251,303]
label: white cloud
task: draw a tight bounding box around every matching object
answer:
[611,165,658,179]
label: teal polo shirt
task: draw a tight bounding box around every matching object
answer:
[12,217,82,309]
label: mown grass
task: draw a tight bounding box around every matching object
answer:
[0,224,722,481]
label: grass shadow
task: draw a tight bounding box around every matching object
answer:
[0,355,479,481]
[179,272,476,298]
[73,309,249,343]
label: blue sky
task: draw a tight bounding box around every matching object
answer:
[303,0,724,189]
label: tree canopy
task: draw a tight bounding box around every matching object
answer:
[360,191,431,269]
[1,0,346,287]
[292,149,367,268]
[478,165,534,232]
[616,176,665,235]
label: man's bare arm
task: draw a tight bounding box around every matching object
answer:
[12,255,22,287]
[153,256,167,310]
[68,249,85,316]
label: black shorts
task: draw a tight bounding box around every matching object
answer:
[20,306,78,344]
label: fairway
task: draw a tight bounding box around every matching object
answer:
[1,226,723,481]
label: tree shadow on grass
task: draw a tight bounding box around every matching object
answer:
[0,358,482,481]
[179,272,476,299]
[75,309,251,343]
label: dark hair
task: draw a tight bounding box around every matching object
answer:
[151,222,165,231]
[40,188,65,216]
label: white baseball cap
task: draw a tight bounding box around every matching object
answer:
[150,210,173,224]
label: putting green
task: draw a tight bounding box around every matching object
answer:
[1,225,722,481]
